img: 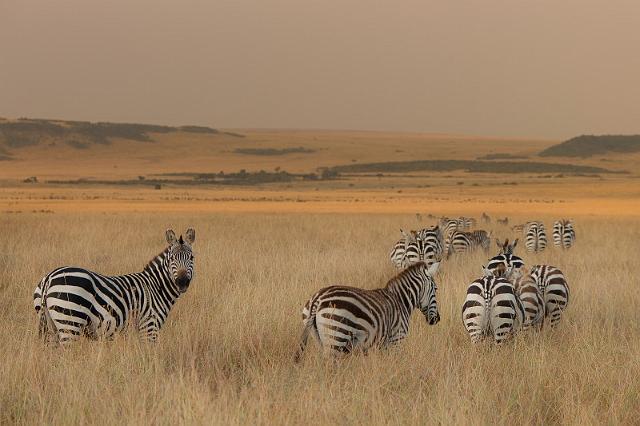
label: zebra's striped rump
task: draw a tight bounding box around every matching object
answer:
[553,219,576,249]
[508,269,545,331]
[530,265,570,327]
[462,275,524,344]
[295,262,440,359]
[33,228,196,344]
[524,221,547,253]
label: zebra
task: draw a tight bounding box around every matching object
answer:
[553,219,575,249]
[33,228,196,344]
[507,268,545,331]
[481,212,491,224]
[484,253,525,277]
[497,217,509,226]
[446,230,491,258]
[462,273,524,343]
[390,227,443,268]
[457,216,477,230]
[496,238,519,255]
[294,261,440,360]
[439,217,460,253]
[530,265,570,327]
[524,221,547,253]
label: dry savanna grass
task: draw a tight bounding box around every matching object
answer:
[1,212,639,424]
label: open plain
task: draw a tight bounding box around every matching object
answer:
[1,127,639,424]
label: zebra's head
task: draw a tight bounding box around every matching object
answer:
[497,238,518,255]
[417,262,440,325]
[165,228,196,293]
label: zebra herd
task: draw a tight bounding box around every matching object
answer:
[32,217,573,356]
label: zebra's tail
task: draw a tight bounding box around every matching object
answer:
[294,295,321,363]
[36,275,58,344]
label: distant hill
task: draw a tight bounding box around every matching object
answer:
[0,118,219,156]
[539,135,640,158]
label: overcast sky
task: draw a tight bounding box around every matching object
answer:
[1,0,639,138]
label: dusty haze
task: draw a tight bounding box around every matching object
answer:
[1,0,639,138]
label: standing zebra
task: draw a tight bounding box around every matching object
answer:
[446,230,491,258]
[462,274,523,343]
[530,265,570,327]
[33,228,196,344]
[508,268,545,331]
[553,219,576,249]
[481,212,491,224]
[497,217,509,226]
[457,216,477,230]
[294,261,440,360]
[439,217,460,251]
[389,227,443,268]
[524,221,547,253]
[511,224,525,233]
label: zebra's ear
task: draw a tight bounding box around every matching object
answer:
[512,238,518,248]
[185,228,196,244]
[496,239,502,249]
[481,265,492,277]
[166,229,177,244]
[427,262,440,276]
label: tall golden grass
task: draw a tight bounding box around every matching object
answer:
[1,212,638,424]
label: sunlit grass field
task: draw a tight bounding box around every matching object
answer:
[1,212,638,424]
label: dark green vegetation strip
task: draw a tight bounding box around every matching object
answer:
[476,153,529,160]
[330,159,622,174]
[0,118,219,150]
[234,147,315,156]
[539,135,640,157]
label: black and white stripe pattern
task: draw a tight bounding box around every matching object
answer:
[294,262,440,359]
[484,253,525,277]
[447,230,491,257]
[390,227,443,268]
[508,268,545,331]
[553,219,575,249]
[33,229,196,344]
[462,275,524,343]
[457,216,477,230]
[524,221,547,253]
[530,265,570,327]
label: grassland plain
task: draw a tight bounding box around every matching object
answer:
[1,212,639,425]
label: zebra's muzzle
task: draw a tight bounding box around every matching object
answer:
[427,313,440,325]
[175,272,191,293]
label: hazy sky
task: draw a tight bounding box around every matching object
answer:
[1,0,639,138]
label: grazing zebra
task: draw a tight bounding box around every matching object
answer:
[508,268,545,331]
[294,261,440,360]
[481,212,491,224]
[446,230,491,257]
[33,228,196,344]
[462,274,524,343]
[524,221,547,253]
[389,228,443,268]
[553,219,576,249]
[530,265,570,327]
[497,217,509,226]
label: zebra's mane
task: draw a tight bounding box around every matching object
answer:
[143,247,170,273]
[385,262,426,289]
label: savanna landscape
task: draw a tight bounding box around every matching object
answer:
[1,119,639,423]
